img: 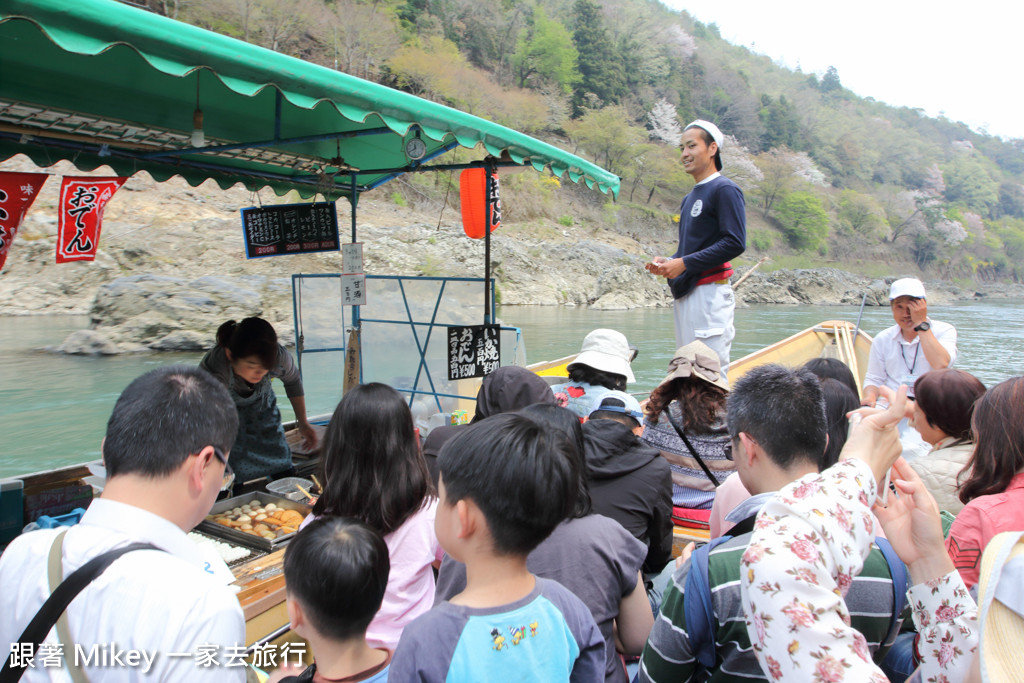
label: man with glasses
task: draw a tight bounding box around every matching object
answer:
[0,365,246,682]
[638,365,903,682]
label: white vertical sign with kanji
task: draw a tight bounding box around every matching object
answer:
[340,273,366,306]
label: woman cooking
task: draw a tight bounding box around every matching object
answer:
[200,317,318,483]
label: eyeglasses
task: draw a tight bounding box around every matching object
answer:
[723,441,733,461]
[212,447,235,492]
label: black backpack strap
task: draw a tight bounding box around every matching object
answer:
[0,538,161,683]
[663,404,722,487]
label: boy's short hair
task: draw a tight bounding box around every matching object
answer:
[438,413,578,556]
[283,517,390,641]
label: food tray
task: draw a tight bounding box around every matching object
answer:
[189,528,268,568]
[197,493,311,551]
[265,477,314,501]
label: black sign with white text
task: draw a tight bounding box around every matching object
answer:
[448,325,501,380]
[241,202,340,258]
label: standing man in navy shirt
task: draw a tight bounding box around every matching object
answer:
[646,120,746,371]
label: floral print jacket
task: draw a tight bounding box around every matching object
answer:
[739,458,978,683]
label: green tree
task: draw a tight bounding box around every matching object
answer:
[776,191,830,251]
[999,182,1024,219]
[758,94,801,151]
[836,190,886,238]
[820,65,841,93]
[753,149,798,219]
[510,8,580,93]
[943,156,1000,216]
[571,0,626,112]
[565,105,646,176]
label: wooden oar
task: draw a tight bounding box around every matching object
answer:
[732,256,768,291]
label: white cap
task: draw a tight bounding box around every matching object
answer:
[591,390,645,421]
[569,329,636,384]
[889,277,927,300]
[684,119,724,149]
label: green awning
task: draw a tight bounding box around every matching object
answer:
[0,0,620,199]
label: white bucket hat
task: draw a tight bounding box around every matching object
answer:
[569,329,636,384]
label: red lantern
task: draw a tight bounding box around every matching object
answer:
[460,168,501,239]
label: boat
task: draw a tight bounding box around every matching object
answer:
[0,0,619,661]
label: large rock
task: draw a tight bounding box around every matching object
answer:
[63,274,296,352]
[734,268,969,306]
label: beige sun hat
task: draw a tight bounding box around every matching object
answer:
[568,329,636,384]
[978,530,1024,683]
[658,340,729,392]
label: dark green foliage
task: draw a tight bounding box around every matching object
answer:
[819,66,841,93]
[758,95,802,151]
[571,0,626,112]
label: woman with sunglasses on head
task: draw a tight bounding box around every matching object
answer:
[200,317,318,484]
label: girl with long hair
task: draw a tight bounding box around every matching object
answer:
[307,382,442,649]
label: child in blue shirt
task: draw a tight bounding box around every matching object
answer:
[390,413,604,682]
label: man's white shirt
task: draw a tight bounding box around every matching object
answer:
[0,498,245,682]
[864,320,958,394]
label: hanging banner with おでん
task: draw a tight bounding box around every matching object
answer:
[56,177,127,263]
[447,324,501,380]
[0,172,48,271]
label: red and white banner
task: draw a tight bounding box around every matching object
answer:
[0,172,48,271]
[56,176,127,263]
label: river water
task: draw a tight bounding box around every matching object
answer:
[2,299,1022,478]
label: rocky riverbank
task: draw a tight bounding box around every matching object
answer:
[2,159,1021,354]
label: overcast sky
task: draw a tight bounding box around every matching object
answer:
[661,0,1024,141]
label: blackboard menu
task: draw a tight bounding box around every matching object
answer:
[241,202,340,258]
[448,325,501,380]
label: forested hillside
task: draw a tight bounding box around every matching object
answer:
[145,0,1024,283]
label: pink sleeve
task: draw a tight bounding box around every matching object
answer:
[710,472,750,538]
[426,499,445,563]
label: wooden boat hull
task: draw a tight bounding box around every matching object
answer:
[726,320,873,397]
